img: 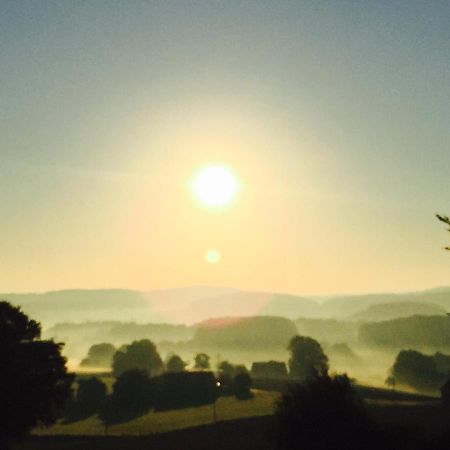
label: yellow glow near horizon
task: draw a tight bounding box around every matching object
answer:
[205,249,221,264]
[190,164,239,209]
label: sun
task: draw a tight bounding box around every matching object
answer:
[190,164,239,208]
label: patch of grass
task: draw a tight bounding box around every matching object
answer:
[34,390,279,436]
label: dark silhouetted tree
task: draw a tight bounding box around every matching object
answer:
[218,360,235,377]
[166,354,187,372]
[274,374,377,450]
[194,352,210,370]
[233,366,252,400]
[385,375,396,391]
[441,379,450,408]
[100,369,153,426]
[391,349,444,392]
[65,377,107,421]
[112,339,164,378]
[434,351,450,374]
[217,360,236,394]
[80,343,116,368]
[0,301,73,446]
[153,371,217,411]
[436,214,450,250]
[287,335,329,381]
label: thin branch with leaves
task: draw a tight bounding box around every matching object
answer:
[436,214,450,250]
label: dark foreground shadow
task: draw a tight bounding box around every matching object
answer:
[11,416,274,450]
[9,413,450,450]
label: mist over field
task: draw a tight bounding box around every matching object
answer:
[4,285,450,390]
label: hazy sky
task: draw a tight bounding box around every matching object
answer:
[1,1,449,294]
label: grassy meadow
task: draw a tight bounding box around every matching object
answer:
[34,390,279,437]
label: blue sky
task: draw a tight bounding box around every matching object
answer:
[1,1,449,293]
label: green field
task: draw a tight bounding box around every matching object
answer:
[34,390,279,436]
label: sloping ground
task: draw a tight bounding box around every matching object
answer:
[33,390,279,437]
[13,402,450,450]
[252,378,438,402]
[30,383,436,439]
[13,415,274,450]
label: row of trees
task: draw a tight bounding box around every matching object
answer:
[103,334,329,382]
[81,340,212,373]
[64,334,331,427]
[65,335,330,426]
[66,367,253,425]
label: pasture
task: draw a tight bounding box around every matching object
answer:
[34,389,279,436]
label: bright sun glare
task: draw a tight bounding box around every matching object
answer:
[190,164,239,208]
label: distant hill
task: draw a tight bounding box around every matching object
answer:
[1,287,321,326]
[172,292,322,323]
[45,321,193,346]
[2,289,161,326]
[2,285,449,328]
[192,316,297,349]
[351,301,446,322]
[359,315,450,349]
[258,294,322,319]
[322,287,450,318]
[294,318,359,345]
[1,287,235,326]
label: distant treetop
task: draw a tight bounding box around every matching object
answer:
[112,339,164,378]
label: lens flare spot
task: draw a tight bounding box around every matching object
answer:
[205,249,221,264]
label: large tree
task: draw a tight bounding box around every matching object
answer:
[100,369,153,426]
[287,335,329,381]
[274,374,376,450]
[436,214,450,250]
[390,350,444,392]
[65,377,107,421]
[112,339,164,378]
[80,343,116,368]
[0,301,73,445]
